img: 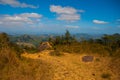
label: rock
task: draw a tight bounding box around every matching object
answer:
[82,56,94,62]
[38,42,52,51]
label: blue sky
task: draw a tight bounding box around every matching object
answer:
[0,0,120,34]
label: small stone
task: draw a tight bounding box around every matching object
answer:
[38,55,40,57]
[92,73,95,76]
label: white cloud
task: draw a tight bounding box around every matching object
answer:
[65,25,79,29]
[0,0,38,8]
[20,13,42,18]
[50,5,81,21]
[93,20,108,24]
[0,13,42,25]
[50,5,77,14]
[57,14,80,21]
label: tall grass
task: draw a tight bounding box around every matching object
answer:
[0,47,54,80]
[54,42,110,56]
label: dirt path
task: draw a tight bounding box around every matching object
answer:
[21,50,117,80]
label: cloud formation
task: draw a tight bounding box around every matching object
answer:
[57,14,80,21]
[50,5,77,14]
[0,13,42,25]
[50,5,81,21]
[0,0,38,8]
[93,20,108,24]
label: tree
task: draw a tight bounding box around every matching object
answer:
[65,30,71,44]
[55,36,61,45]
[51,30,77,45]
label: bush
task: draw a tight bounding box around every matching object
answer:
[95,58,100,62]
[0,32,20,75]
[101,73,111,79]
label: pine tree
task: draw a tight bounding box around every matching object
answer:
[65,30,71,44]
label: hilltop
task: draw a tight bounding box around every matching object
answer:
[0,32,120,80]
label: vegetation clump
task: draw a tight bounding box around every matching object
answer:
[49,31,120,57]
[101,73,111,79]
[49,50,63,56]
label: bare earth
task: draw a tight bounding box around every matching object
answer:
[21,50,118,80]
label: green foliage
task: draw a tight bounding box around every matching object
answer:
[50,32,120,57]
[65,30,71,44]
[96,34,120,56]
[49,30,77,45]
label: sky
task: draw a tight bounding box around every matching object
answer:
[0,0,120,34]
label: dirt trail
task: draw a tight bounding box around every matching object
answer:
[21,50,117,80]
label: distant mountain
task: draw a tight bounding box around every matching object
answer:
[73,33,103,41]
[16,42,36,48]
[9,34,50,46]
[8,33,104,46]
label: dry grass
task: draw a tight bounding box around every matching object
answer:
[0,57,54,80]
[0,48,54,80]
[21,50,119,80]
[1,33,120,80]
[0,47,119,80]
[54,43,110,56]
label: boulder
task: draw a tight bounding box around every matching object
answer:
[82,56,94,62]
[38,42,52,51]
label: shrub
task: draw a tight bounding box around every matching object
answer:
[0,48,19,68]
[95,58,100,62]
[49,50,63,56]
[101,73,111,79]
